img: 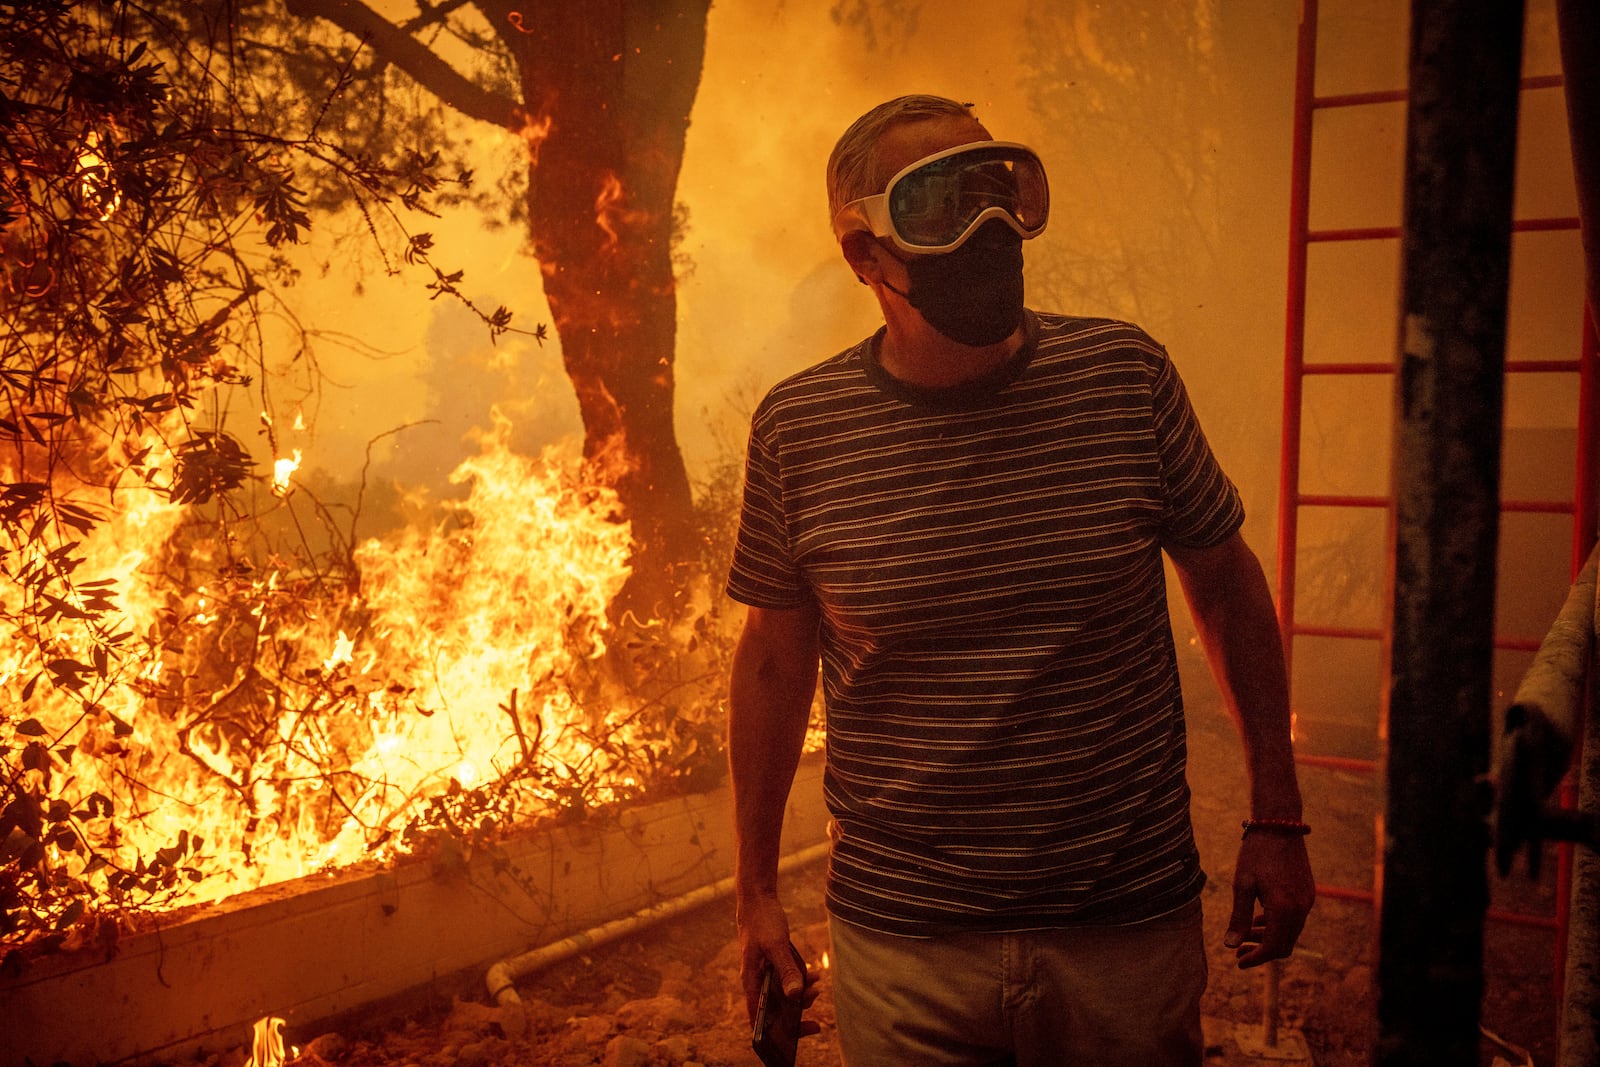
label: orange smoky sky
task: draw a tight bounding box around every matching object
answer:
[276,0,1584,567]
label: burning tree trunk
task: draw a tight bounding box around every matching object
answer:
[284,0,709,612]
[501,1,705,614]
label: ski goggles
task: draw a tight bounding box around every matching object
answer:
[832,141,1049,254]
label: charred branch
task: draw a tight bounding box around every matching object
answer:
[283,0,521,130]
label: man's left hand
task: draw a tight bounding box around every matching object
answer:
[1223,831,1315,968]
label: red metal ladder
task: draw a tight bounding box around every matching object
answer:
[1273,0,1597,1053]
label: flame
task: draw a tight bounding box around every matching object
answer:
[76,130,121,221]
[322,629,355,672]
[6,412,645,910]
[513,112,553,161]
[593,172,651,254]
[595,173,627,251]
[272,449,302,496]
[244,1016,294,1067]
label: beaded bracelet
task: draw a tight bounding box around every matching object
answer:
[1241,818,1311,839]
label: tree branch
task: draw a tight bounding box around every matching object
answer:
[283,0,521,130]
[403,0,477,34]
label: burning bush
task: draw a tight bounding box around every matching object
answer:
[1,1,738,963]
[1,413,740,962]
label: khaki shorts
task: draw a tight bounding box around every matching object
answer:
[828,899,1207,1067]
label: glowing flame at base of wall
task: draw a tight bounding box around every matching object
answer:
[244,1017,293,1067]
[5,415,648,916]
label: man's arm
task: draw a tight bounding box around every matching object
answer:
[729,602,822,1018]
[1166,531,1315,968]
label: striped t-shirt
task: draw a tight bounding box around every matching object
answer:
[727,310,1245,936]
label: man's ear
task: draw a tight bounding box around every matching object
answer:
[840,232,884,285]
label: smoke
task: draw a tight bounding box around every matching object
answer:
[675,0,1282,498]
[671,0,1587,754]
[673,0,1054,481]
[267,0,1583,562]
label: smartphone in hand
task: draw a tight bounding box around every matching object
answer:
[751,942,806,1067]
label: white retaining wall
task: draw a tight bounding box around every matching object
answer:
[0,755,828,1066]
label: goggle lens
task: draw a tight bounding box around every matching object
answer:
[887,146,1047,248]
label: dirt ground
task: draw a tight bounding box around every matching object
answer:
[277,702,1563,1067]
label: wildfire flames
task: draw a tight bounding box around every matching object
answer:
[244,1016,293,1067]
[0,412,714,921]
[75,130,120,222]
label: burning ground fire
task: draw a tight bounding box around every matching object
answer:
[0,412,733,935]
[244,1016,293,1067]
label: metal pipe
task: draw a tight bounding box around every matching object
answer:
[484,841,830,1009]
[1378,2,1526,1064]
[1261,958,1282,1049]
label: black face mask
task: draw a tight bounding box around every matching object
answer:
[884,221,1025,347]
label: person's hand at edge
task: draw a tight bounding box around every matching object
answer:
[736,891,819,1027]
[1223,830,1315,968]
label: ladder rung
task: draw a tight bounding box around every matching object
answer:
[1502,498,1578,515]
[1311,73,1565,111]
[1298,493,1389,508]
[1297,358,1582,376]
[1507,359,1585,373]
[1286,629,1548,653]
[1309,225,1399,242]
[1307,216,1577,245]
[1303,362,1393,375]
[1295,756,1378,777]
[1512,215,1582,233]
[1314,89,1408,109]
[1495,635,1544,653]
[1293,623,1383,641]
[1293,495,1575,515]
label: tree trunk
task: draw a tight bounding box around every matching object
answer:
[286,0,711,615]
[492,0,709,616]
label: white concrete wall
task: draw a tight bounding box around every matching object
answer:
[0,756,828,1066]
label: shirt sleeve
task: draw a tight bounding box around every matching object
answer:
[725,413,812,608]
[1151,353,1246,548]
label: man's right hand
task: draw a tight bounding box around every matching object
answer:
[727,603,822,1027]
[736,892,811,1025]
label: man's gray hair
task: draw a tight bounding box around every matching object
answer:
[826,95,977,224]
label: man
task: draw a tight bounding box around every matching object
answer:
[727,94,1314,1066]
